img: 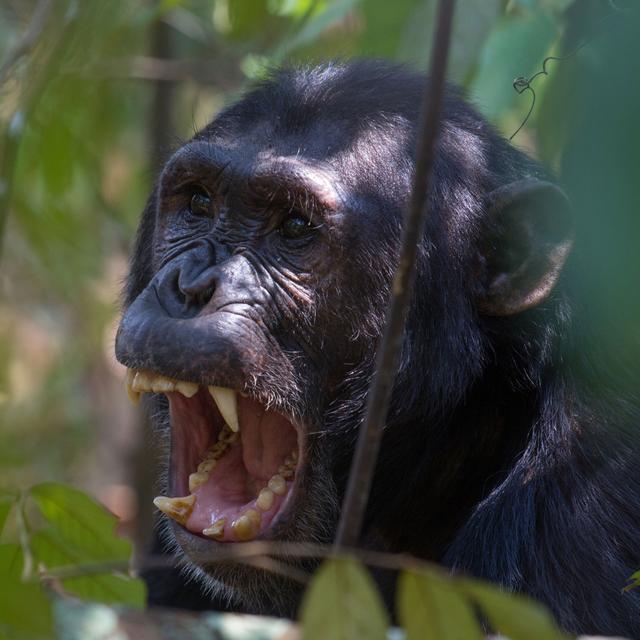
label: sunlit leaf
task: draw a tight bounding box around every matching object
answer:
[398,570,483,640]
[300,557,389,640]
[461,578,567,640]
[268,0,322,18]
[0,543,53,639]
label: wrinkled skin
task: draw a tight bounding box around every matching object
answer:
[116,62,640,637]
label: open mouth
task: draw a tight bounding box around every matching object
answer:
[125,370,301,542]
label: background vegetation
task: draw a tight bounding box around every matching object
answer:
[0,0,638,637]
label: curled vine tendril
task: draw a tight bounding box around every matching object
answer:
[509,51,581,141]
[509,2,628,141]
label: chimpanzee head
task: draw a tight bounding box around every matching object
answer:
[115,61,572,614]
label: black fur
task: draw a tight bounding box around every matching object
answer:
[118,61,640,637]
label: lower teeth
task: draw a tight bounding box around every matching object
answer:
[202,518,226,539]
[232,509,261,541]
[154,417,298,541]
[153,495,195,525]
[256,488,275,511]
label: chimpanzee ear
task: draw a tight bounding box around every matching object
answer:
[474,179,573,316]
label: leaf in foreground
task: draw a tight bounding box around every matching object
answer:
[0,490,18,536]
[30,528,145,608]
[0,543,52,640]
[461,578,567,640]
[300,557,389,640]
[28,483,145,608]
[398,569,483,640]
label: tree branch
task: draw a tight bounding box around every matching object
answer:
[334,0,457,549]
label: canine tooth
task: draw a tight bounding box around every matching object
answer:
[256,488,274,511]
[209,386,240,433]
[125,370,140,405]
[153,494,195,525]
[203,518,226,540]
[197,458,217,473]
[132,370,152,392]
[151,376,176,393]
[231,509,261,541]
[189,471,209,491]
[176,380,199,397]
[268,474,286,496]
[126,383,140,406]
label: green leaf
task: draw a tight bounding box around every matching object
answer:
[0,491,18,536]
[300,557,389,640]
[461,578,567,640]
[398,570,483,640]
[624,570,640,592]
[27,483,145,608]
[30,528,145,608]
[277,0,360,57]
[0,543,53,639]
[357,0,419,60]
[28,483,131,563]
[470,9,559,121]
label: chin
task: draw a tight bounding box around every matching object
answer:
[130,371,340,616]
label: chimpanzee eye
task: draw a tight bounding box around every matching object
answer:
[189,189,212,217]
[280,214,312,239]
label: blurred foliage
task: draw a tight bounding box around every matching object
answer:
[0,483,144,639]
[1,0,640,637]
[1,0,583,500]
[300,557,567,639]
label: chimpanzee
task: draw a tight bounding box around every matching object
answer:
[115,61,640,637]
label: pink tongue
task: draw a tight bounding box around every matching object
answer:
[239,399,298,478]
[184,397,297,541]
[185,445,289,541]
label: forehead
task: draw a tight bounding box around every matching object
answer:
[199,108,414,200]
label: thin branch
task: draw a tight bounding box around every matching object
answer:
[334,0,457,549]
[40,541,441,582]
[94,56,241,89]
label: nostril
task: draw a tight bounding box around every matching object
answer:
[181,284,215,310]
[178,265,219,310]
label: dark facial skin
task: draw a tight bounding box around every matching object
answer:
[116,62,640,636]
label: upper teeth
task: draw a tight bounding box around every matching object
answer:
[125,369,240,433]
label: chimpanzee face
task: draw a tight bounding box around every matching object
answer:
[115,63,571,614]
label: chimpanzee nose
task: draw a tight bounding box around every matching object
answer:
[177,249,262,316]
[179,264,218,308]
[171,241,218,311]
